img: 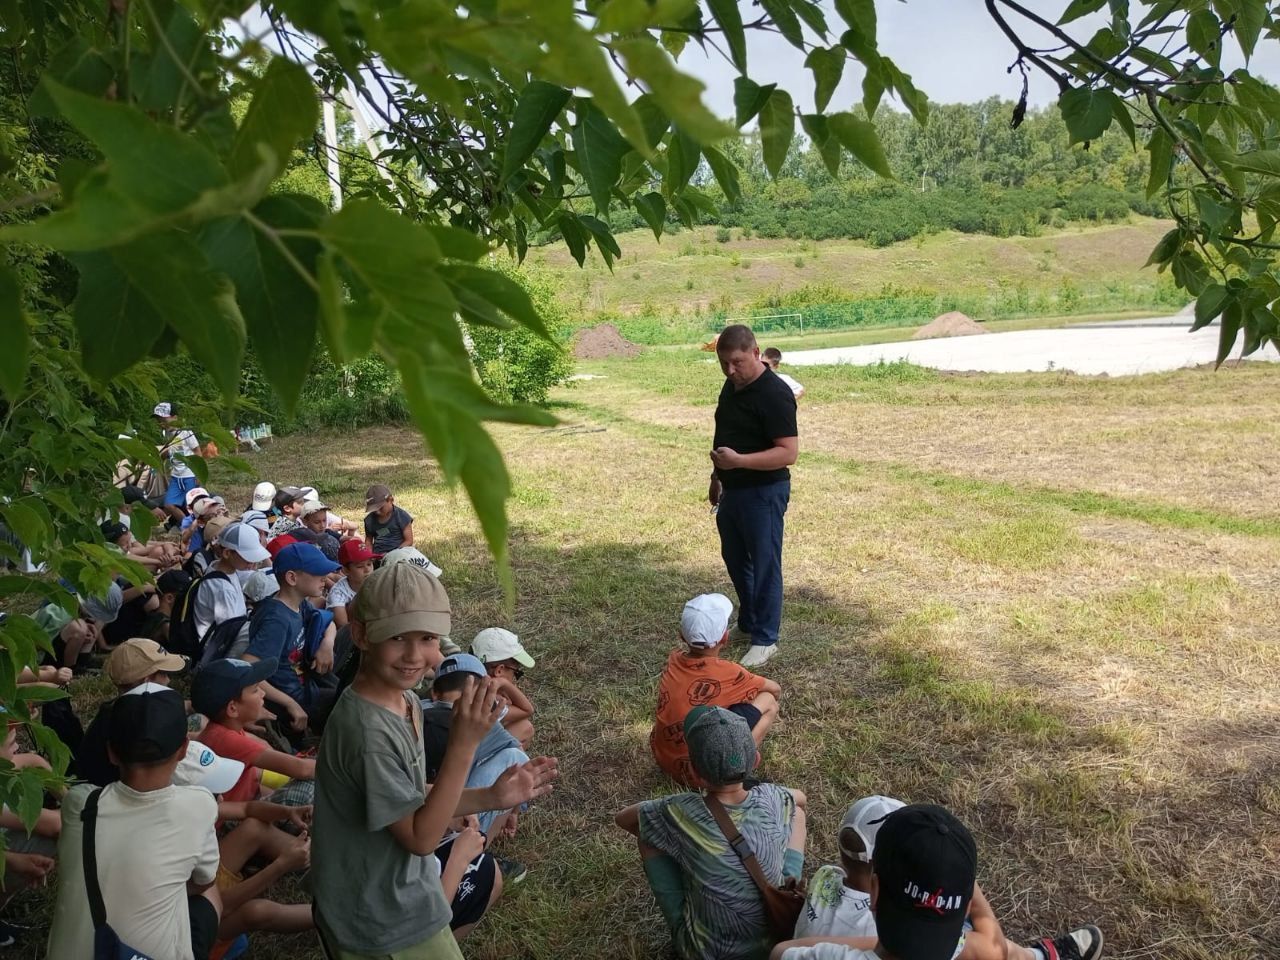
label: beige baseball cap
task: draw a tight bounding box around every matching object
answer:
[106,638,188,687]
[354,562,451,643]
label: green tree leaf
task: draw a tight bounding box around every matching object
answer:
[1187,10,1221,66]
[1191,283,1230,331]
[758,89,795,179]
[801,114,841,177]
[1059,0,1107,24]
[703,145,742,203]
[759,0,804,48]
[805,46,845,113]
[1111,98,1137,148]
[501,81,572,184]
[615,38,732,145]
[705,0,747,71]
[634,191,667,240]
[664,129,701,195]
[1216,300,1242,367]
[571,102,631,213]
[828,112,892,178]
[1233,0,1266,60]
[69,251,167,382]
[835,0,877,62]
[1145,227,1183,267]
[1146,127,1173,197]
[862,58,885,117]
[440,264,551,337]
[111,232,247,400]
[733,76,775,128]
[201,196,324,414]
[0,262,28,400]
[558,212,587,266]
[1234,149,1280,177]
[229,57,319,184]
[579,215,623,271]
[1059,86,1119,144]
[791,0,829,36]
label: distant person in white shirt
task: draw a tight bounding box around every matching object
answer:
[764,348,805,399]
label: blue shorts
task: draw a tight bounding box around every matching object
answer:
[465,746,529,835]
[164,474,199,507]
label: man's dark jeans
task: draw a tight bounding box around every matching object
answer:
[716,478,789,646]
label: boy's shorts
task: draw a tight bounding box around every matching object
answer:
[728,702,762,728]
[435,834,497,930]
[164,474,199,506]
[188,894,219,960]
[465,745,529,835]
[316,919,463,960]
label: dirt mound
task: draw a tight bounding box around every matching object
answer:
[574,323,641,359]
[912,311,988,340]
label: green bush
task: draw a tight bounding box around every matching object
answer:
[465,265,574,405]
[715,226,732,243]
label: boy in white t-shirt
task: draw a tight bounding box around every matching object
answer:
[328,539,377,628]
[47,684,222,960]
[154,402,204,525]
[763,348,805,399]
[772,799,1104,960]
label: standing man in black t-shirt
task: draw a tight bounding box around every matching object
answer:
[709,324,799,667]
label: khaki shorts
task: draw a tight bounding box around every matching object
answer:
[316,919,463,960]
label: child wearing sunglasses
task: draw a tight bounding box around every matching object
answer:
[471,628,536,749]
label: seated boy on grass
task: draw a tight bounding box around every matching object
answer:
[363,482,413,554]
[327,539,377,629]
[617,704,807,960]
[171,739,314,955]
[652,593,782,786]
[46,685,222,960]
[472,627,537,747]
[193,657,316,806]
[243,542,343,735]
[310,562,558,960]
[424,654,531,850]
[771,802,1104,960]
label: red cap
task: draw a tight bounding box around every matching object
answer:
[265,534,297,559]
[338,539,379,565]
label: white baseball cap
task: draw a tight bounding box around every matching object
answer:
[839,795,906,862]
[218,521,270,564]
[251,482,276,512]
[299,499,329,519]
[172,740,245,795]
[381,546,443,579]
[242,570,280,603]
[153,402,173,418]
[184,486,210,509]
[680,593,734,648]
[298,486,319,502]
[472,627,535,668]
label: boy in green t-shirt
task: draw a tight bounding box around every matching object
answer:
[310,563,558,959]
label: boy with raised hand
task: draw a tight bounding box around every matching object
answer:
[243,541,341,734]
[155,401,204,526]
[472,627,537,746]
[363,482,414,554]
[771,803,1104,960]
[193,658,316,805]
[310,562,559,960]
[652,593,782,786]
[617,704,807,960]
[47,684,222,960]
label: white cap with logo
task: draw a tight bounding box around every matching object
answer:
[251,482,276,512]
[172,740,245,795]
[680,593,734,648]
[472,627,535,668]
[218,521,271,564]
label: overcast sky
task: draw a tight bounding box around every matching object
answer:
[674,0,1280,117]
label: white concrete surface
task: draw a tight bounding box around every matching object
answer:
[784,317,1280,377]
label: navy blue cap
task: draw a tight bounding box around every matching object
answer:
[191,658,278,719]
[272,542,340,578]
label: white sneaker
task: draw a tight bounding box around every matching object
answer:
[740,644,779,668]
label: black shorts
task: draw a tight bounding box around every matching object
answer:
[728,702,762,728]
[189,894,219,960]
[435,836,497,929]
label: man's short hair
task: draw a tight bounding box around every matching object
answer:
[716,324,757,354]
[763,347,782,362]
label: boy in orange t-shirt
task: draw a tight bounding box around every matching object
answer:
[651,593,782,785]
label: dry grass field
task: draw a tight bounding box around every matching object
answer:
[14,346,1279,960]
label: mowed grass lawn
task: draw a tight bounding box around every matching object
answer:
[21,350,1279,960]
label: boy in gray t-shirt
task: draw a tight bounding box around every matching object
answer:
[310,563,558,959]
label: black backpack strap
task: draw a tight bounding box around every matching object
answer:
[80,788,109,930]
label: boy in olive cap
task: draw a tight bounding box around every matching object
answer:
[617,705,806,960]
[772,803,1103,960]
[310,563,558,959]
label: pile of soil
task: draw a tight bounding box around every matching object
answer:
[912,311,988,340]
[574,323,641,359]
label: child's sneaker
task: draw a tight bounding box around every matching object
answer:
[1028,925,1104,960]
[494,855,527,884]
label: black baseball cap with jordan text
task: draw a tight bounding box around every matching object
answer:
[872,803,978,960]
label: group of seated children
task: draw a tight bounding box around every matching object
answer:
[620,592,1105,960]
